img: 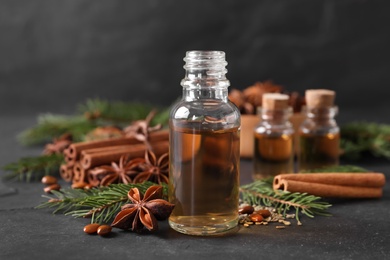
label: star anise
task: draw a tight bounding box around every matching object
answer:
[133,150,169,185]
[111,185,175,232]
[43,133,73,155]
[123,110,162,149]
[88,155,145,186]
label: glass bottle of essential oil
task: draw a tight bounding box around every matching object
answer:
[168,50,240,236]
[298,89,340,172]
[253,93,294,179]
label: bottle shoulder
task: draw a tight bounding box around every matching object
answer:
[170,100,240,129]
[255,121,294,136]
[300,119,339,134]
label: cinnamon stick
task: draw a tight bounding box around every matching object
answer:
[274,173,386,188]
[60,164,73,182]
[274,179,383,198]
[73,162,87,183]
[80,141,169,169]
[67,130,168,161]
[273,173,386,198]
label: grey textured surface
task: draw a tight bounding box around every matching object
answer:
[0,113,390,260]
[1,0,390,116]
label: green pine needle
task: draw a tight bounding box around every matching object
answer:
[240,178,332,222]
[77,98,169,127]
[18,114,97,146]
[18,99,170,147]
[2,154,64,182]
[341,122,390,160]
[36,182,167,224]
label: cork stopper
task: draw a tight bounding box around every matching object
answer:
[262,93,289,110]
[305,89,335,108]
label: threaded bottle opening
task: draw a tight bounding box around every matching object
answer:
[183,50,228,75]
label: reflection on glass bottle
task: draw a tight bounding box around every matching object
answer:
[298,89,340,172]
[253,93,294,179]
[168,51,240,236]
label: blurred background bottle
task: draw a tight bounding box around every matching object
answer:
[298,89,340,172]
[253,93,294,179]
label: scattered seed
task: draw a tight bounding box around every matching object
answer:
[44,183,61,193]
[256,209,271,218]
[97,225,112,236]
[283,221,291,226]
[243,224,250,227]
[41,175,58,185]
[239,205,254,215]
[249,213,263,222]
[84,223,100,234]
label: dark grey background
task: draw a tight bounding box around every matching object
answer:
[1,0,390,117]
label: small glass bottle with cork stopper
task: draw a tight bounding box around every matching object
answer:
[253,93,294,179]
[298,89,340,172]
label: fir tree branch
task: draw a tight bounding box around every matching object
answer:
[77,98,169,127]
[18,114,97,146]
[341,122,390,160]
[2,154,64,182]
[240,178,332,222]
[36,182,168,224]
[18,100,169,147]
[302,164,368,173]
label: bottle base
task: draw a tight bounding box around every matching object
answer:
[169,216,239,236]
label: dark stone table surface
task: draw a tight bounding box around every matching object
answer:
[1,113,389,260]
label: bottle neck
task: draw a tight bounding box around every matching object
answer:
[181,50,230,102]
[259,107,292,125]
[303,106,338,125]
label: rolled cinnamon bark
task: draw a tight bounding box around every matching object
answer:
[60,164,73,182]
[274,179,383,198]
[73,162,87,183]
[274,173,386,188]
[80,141,169,169]
[67,130,168,161]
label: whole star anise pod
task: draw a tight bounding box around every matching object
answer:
[111,185,174,232]
[43,133,73,155]
[88,155,145,186]
[123,110,162,149]
[133,150,169,185]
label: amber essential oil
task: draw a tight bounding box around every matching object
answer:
[253,133,294,179]
[298,132,340,172]
[168,126,240,236]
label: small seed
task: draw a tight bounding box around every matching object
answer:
[245,221,254,225]
[84,223,100,234]
[243,224,250,227]
[84,184,93,190]
[255,222,262,225]
[41,175,58,185]
[249,213,263,222]
[72,182,88,189]
[255,209,271,218]
[276,226,286,229]
[97,225,112,236]
[283,221,291,226]
[238,205,254,215]
[44,183,61,193]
